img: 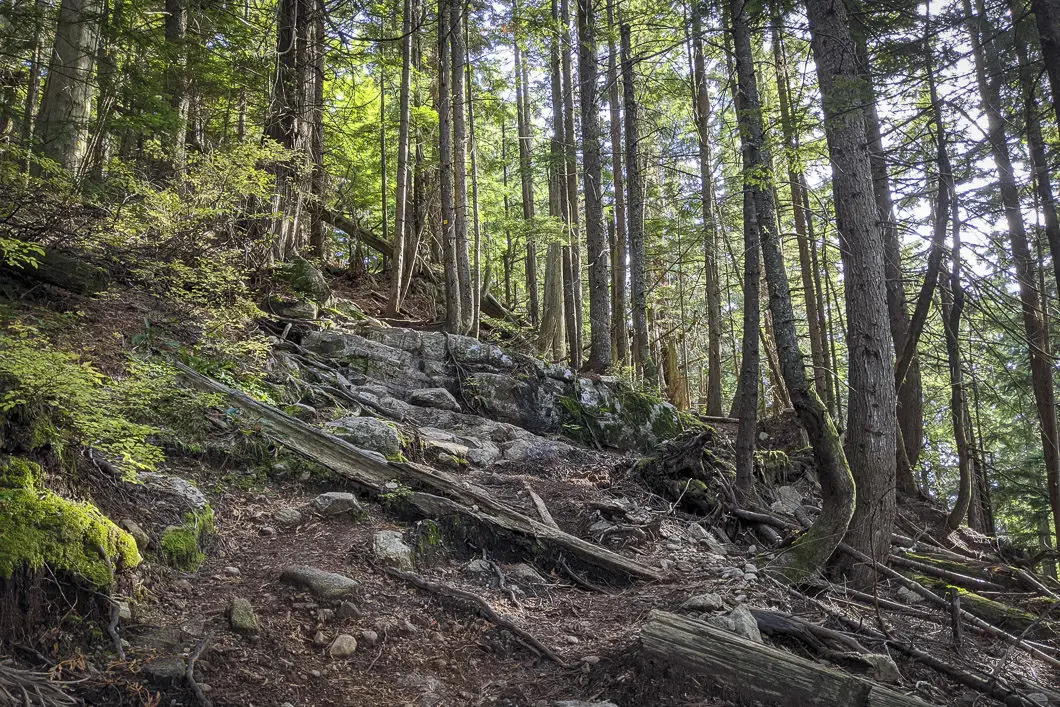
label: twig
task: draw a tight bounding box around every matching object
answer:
[0,660,79,706]
[186,633,214,707]
[107,600,125,661]
[557,554,613,594]
[948,587,963,655]
[385,567,572,667]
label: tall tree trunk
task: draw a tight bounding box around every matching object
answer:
[36,0,102,176]
[513,0,539,326]
[1030,0,1060,128]
[606,0,629,367]
[438,0,460,332]
[850,12,923,491]
[307,0,326,257]
[730,0,853,580]
[964,0,1060,547]
[451,0,474,333]
[467,32,483,337]
[548,0,565,224]
[771,21,832,414]
[164,0,189,168]
[386,0,414,317]
[20,0,48,165]
[805,0,898,585]
[692,2,724,417]
[561,0,583,362]
[265,0,303,261]
[577,0,612,372]
[621,23,656,384]
[539,241,567,360]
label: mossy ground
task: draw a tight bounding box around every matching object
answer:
[0,457,140,588]
[160,506,215,570]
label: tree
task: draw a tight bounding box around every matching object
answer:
[804,0,898,583]
[386,0,414,317]
[605,0,629,367]
[576,0,612,372]
[451,0,474,333]
[438,0,461,332]
[36,0,103,175]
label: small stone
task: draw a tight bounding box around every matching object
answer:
[466,558,492,574]
[117,601,133,621]
[173,578,193,593]
[309,669,322,678]
[687,523,710,542]
[409,387,462,411]
[372,530,414,570]
[510,563,547,586]
[120,519,150,551]
[776,485,803,511]
[680,593,724,612]
[896,586,925,605]
[317,608,335,622]
[745,573,758,583]
[328,416,401,456]
[313,631,329,647]
[743,562,757,573]
[280,565,360,599]
[359,629,379,648]
[274,507,303,529]
[313,491,363,517]
[562,634,580,645]
[554,701,619,707]
[329,634,358,658]
[861,653,902,683]
[580,655,601,665]
[734,594,747,603]
[223,566,241,577]
[228,597,261,636]
[259,526,277,537]
[143,656,186,683]
[281,703,296,707]
[336,601,362,619]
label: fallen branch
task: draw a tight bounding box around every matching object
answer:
[641,610,929,706]
[177,363,661,582]
[521,479,559,529]
[0,661,79,706]
[186,633,214,707]
[385,568,571,667]
[889,553,1007,592]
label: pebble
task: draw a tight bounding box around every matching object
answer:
[223,566,241,577]
[329,634,358,658]
[680,593,724,612]
[316,608,335,622]
[274,507,303,529]
[313,631,329,647]
[745,573,758,583]
[117,601,133,621]
[259,526,277,537]
[562,634,580,645]
[337,601,362,619]
[359,629,379,648]
[743,563,757,574]
[309,670,322,678]
[734,594,747,603]
[228,597,261,637]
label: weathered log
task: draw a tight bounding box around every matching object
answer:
[175,363,661,582]
[640,610,930,706]
[890,553,1008,592]
[5,248,108,294]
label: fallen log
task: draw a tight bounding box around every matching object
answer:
[175,363,661,582]
[640,610,930,707]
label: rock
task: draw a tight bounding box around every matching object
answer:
[329,634,358,658]
[425,439,470,459]
[743,562,757,574]
[680,593,724,612]
[223,566,241,577]
[120,519,150,551]
[337,601,362,619]
[860,653,902,683]
[554,702,619,707]
[466,559,492,574]
[313,491,363,516]
[137,472,208,510]
[274,507,303,529]
[264,295,319,320]
[728,605,763,643]
[372,530,414,570]
[313,631,329,647]
[509,563,547,587]
[143,656,186,683]
[896,586,925,605]
[228,597,261,636]
[329,416,401,457]
[285,402,318,421]
[409,387,462,412]
[359,629,379,648]
[259,525,277,537]
[117,601,133,620]
[776,485,802,512]
[282,257,332,302]
[280,566,360,599]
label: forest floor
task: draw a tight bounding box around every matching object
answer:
[3,274,1059,707]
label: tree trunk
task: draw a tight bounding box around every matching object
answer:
[805,0,897,585]
[850,14,923,490]
[438,0,460,332]
[964,0,1060,546]
[513,0,539,326]
[576,0,612,372]
[451,0,474,334]
[307,0,326,258]
[539,241,567,361]
[560,0,583,361]
[265,0,304,261]
[548,0,565,224]
[621,23,656,385]
[606,0,629,368]
[692,3,724,417]
[20,0,48,166]
[1030,0,1060,128]
[466,33,483,338]
[771,21,831,414]
[164,0,189,169]
[36,0,102,176]
[385,0,414,317]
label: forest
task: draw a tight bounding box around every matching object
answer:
[2,0,1060,703]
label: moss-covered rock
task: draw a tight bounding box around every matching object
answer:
[0,458,140,588]
[160,506,214,570]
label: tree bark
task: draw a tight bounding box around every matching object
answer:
[620,23,656,385]
[539,241,567,360]
[513,0,539,326]
[964,0,1060,546]
[1030,0,1060,128]
[561,0,583,361]
[692,3,724,417]
[576,0,612,372]
[606,0,629,367]
[438,0,461,332]
[36,0,102,176]
[805,0,897,585]
[386,0,414,317]
[164,0,189,169]
[451,0,474,334]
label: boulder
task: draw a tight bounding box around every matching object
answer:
[263,295,319,320]
[328,416,401,457]
[137,472,208,510]
[274,507,303,529]
[409,387,462,412]
[680,593,724,613]
[282,258,332,302]
[121,519,150,551]
[728,605,763,643]
[372,530,414,570]
[279,566,359,599]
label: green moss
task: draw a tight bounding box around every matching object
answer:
[0,458,140,588]
[160,506,214,570]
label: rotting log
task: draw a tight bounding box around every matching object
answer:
[175,363,661,582]
[4,248,108,294]
[640,610,931,707]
